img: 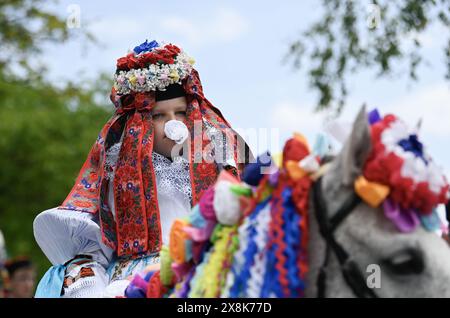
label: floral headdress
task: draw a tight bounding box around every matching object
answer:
[113,40,195,95]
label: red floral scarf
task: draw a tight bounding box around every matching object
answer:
[59,69,252,258]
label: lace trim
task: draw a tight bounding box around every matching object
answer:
[104,141,192,203]
[152,152,192,203]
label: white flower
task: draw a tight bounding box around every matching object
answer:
[381,117,447,195]
[213,181,242,226]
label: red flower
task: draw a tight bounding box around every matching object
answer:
[369,115,396,144]
[116,45,181,72]
[413,182,436,215]
[383,153,403,174]
[282,138,309,165]
[364,159,385,183]
[390,174,414,210]
[127,55,139,69]
[165,44,181,55]
[137,57,148,69]
[117,57,129,70]
[141,52,158,65]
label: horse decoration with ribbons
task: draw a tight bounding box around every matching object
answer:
[123,107,450,298]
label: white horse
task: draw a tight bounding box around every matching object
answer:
[306,107,450,297]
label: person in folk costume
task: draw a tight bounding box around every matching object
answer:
[33,40,253,298]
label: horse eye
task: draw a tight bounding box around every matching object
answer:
[382,248,424,275]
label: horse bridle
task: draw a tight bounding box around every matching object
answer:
[312,176,378,298]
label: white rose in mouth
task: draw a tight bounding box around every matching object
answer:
[164,119,189,144]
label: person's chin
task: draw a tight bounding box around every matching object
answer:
[169,144,185,158]
[156,144,177,158]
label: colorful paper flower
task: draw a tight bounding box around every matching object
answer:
[134,40,159,55]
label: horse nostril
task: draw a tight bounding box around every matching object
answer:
[382,248,424,275]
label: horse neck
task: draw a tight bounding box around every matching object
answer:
[305,190,353,298]
[304,192,326,297]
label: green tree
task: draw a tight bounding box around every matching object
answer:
[0,0,111,279]
[286,0,450,114]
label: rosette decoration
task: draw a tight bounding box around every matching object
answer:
[356,109,450,233]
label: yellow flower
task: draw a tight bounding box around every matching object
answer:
[170,70,180,82]
[188,57,195,65]
[129,75,137,86]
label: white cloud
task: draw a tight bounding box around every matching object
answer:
[335,82,450,139]
[160,17,199,43]
[270,83,450,142]
[269,101,336,150]
[335,83,450,179]
[271,101,323,133]
[160,7,249,46]
[90,16,143,44]
[379,82,450,137]
[269,84,450,169]
[210,8,250,42]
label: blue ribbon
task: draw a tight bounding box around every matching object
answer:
[281,188,304,297]
[133,40,159,54]
[420,209,442,232]
[242,151,272,186]
[35,264,66,298]
[229,199,269,297]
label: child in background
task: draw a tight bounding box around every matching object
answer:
[4,257,36,298]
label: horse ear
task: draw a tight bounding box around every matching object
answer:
[338,105,372,186]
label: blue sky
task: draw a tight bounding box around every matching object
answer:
[40,0,450,179]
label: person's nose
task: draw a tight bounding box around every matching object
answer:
[163,113,177,138]
[167,112,177,121]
